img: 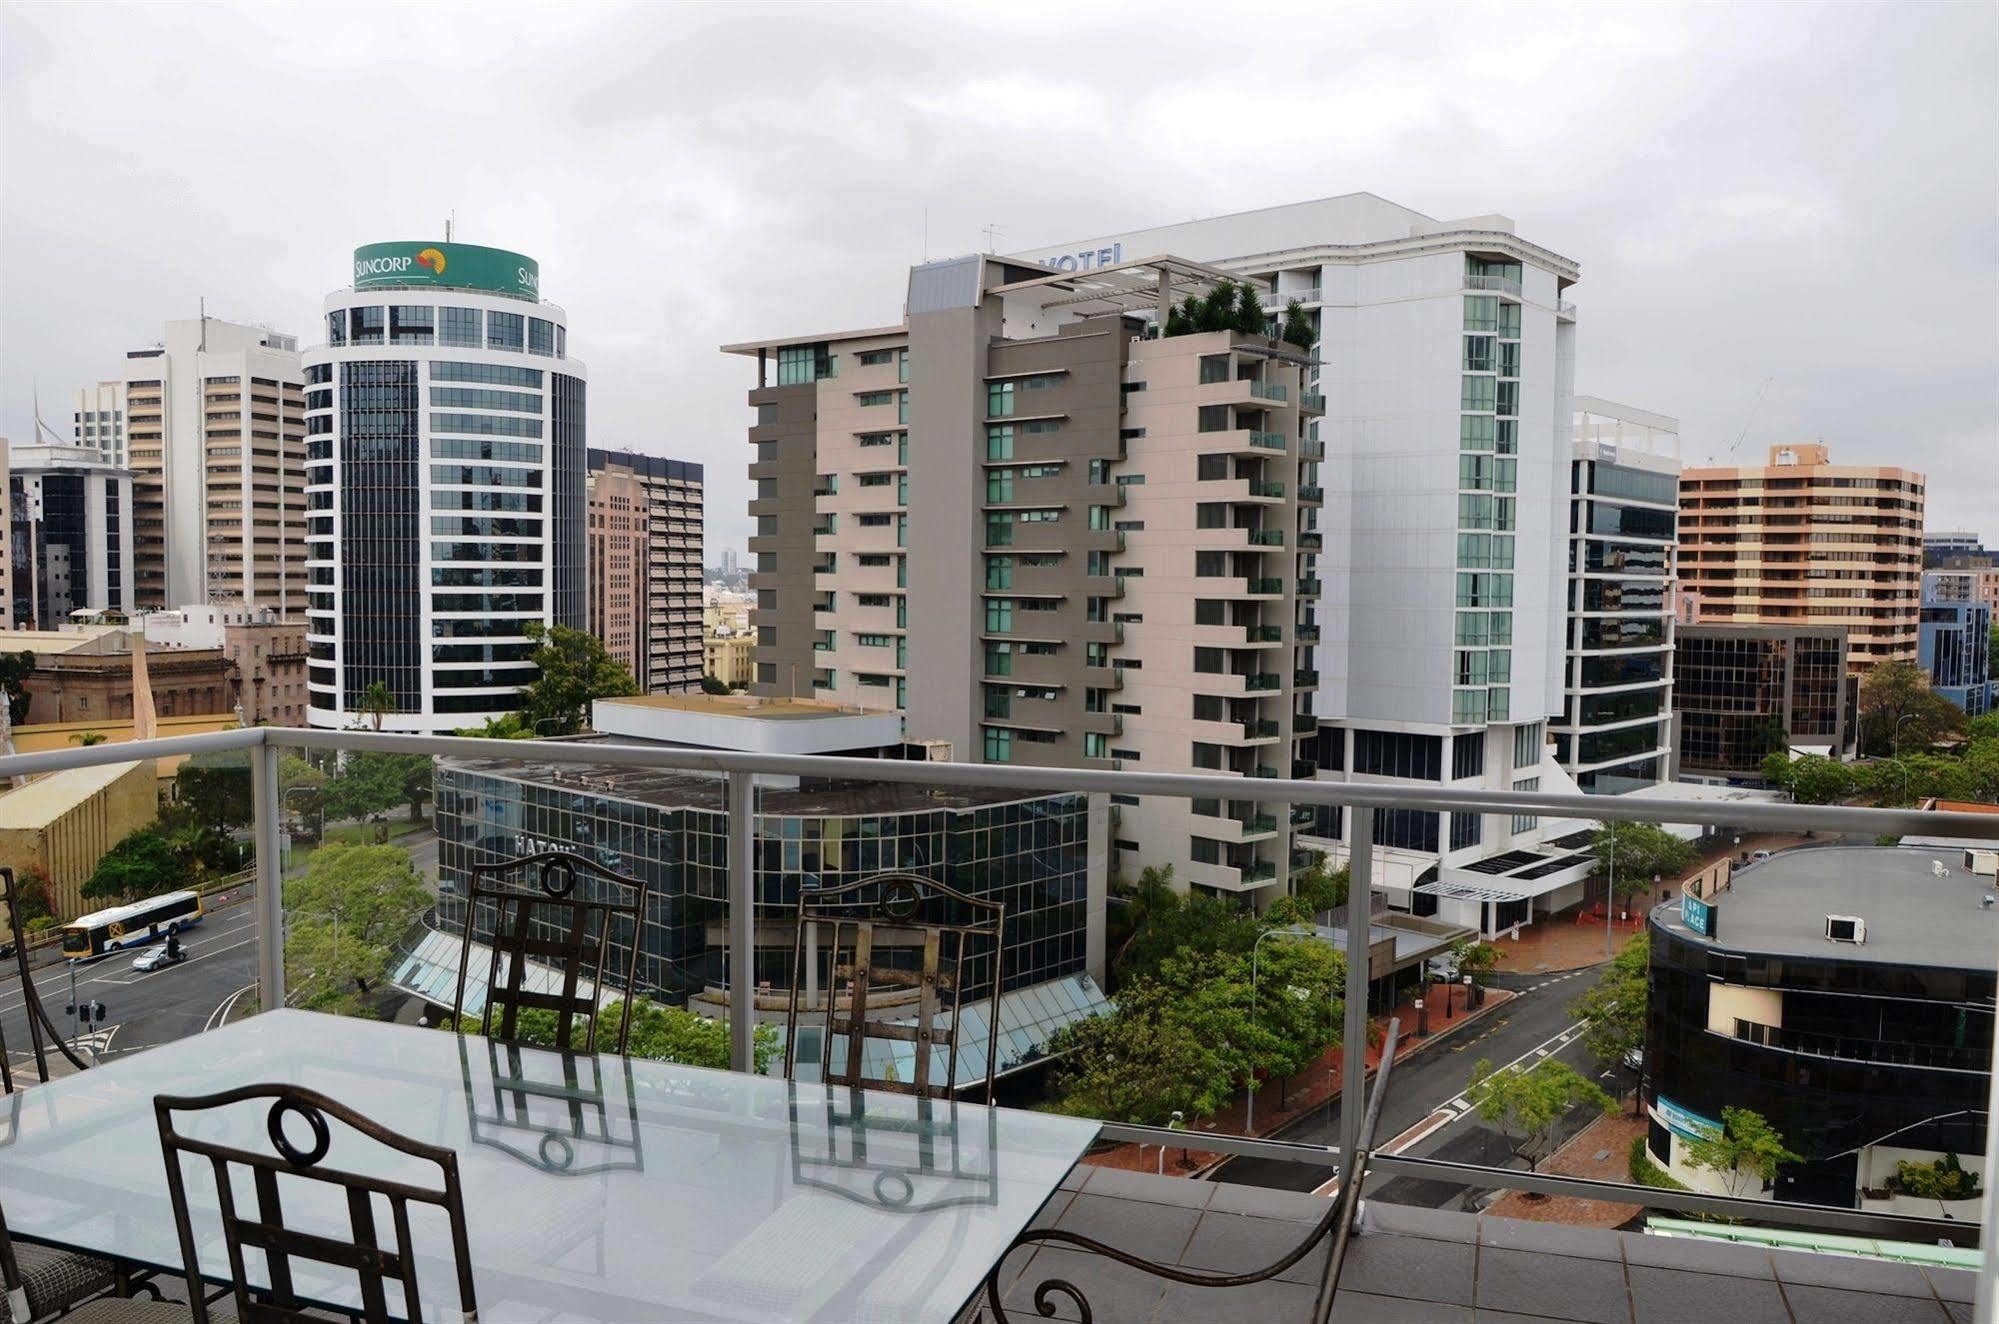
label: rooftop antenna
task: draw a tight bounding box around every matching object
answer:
[199,295,208,352]
[981,222,1006,253]
[922,207,929,262]
[446,211,454,243]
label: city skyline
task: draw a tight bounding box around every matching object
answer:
[1,1,1994,562]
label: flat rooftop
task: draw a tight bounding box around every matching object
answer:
[438,745,1071,819]
[1659,846,1999,971]
[599,693,884,721]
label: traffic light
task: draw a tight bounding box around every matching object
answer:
[90,1000,106,1024]
[165,934,181,958]
[64,1002,75,1018]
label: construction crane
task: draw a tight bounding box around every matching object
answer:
[1714,376,1773,464]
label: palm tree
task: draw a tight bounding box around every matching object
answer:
[69,731,108,746]
[358,681,396,733]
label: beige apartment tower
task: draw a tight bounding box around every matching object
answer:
[729,255,1322,897]
[119,318,307,612]
[586,449,704,693]
[1678,444,1924,672]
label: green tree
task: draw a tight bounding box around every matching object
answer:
[1047,992,1247,1128]
[69,731,107,746]
[1234,283,1267,337]
[175,760,255,833]
[283,843,430,1015]
[1246,935,1345,1094]
[517,622,639,736]
[1119,890,1264,980]
[0,650,35,725]
[1591,822,1696,900]
[1289,854,1349,916]
[698,675,731,696]
[1892,1152,1983,1217]
[1279,299,1315,350]
[82,829,190,902]
[8,865,55,927]
[358,680,398,733]
[1466,1058,1615,1173]
[1450,937,1500,988]
[1107,864,1181,981]
[1684,1106,1799,1198]
[1858,659,1963,757]
[321,751,431,823]
[1570,934,1648,1111]
[456,713,533,739]
[1761,752,1856,804]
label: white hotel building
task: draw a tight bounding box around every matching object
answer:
[1012,195,1603,932]
[304,242,586,734]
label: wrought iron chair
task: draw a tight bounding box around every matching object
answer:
[783,872,1005,1101]
[788,1081,998,1215]
[153,1083,477,1324]
[450,849,648,1055]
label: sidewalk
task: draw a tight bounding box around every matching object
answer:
[1083,982,1518,1175]
[1484,1107,1648,1228]
[1494,829,1815,976]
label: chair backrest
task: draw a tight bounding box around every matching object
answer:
[450,849,647,1054]
[154,1084,476,1324]
[783,872,1005,1099]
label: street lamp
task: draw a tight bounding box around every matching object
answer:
[1891,712,1920,761]
[1246,924,1318,1134]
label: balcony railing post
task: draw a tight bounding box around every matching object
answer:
[1341,806,1375,1170]
[250,737,284,1009]
[726,770,756,1074]
[1977,986,1998,1323]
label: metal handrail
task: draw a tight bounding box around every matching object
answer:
[1,726,1995,840]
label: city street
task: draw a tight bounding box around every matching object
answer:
[1,898,259,1073]
[1211,964,1625,1209]
[2,826,441,1075]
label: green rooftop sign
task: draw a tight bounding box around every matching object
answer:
[352,241,540,300]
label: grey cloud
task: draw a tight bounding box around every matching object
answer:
[1,0,1993,556]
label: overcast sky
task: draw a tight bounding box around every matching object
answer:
[3,0,1994,558]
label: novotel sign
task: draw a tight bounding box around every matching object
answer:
[1030,241,1125,273]
[351,241,540,301]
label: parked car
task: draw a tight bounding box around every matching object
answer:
[132,945,187,972]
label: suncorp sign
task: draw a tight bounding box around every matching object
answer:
[351,241,540,300]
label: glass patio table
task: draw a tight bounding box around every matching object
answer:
[0,1008,1101,1322]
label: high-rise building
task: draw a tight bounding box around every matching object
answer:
[730,253,1323,896]
[1557,399,1679,794]
[587,449,704,694]
[586,455,648,683]
[1918,571,1993,716]
[994,196,1591,930]
[1678,444,1924,674]
[1674,623,1853,781]
[7,441,136,628]
[304,241,586,734]
[71,382,128,467]
[118,318,307,612]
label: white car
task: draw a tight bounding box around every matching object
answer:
[131,946,186,972]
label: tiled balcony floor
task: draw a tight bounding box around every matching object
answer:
[976,1166,1978,1323]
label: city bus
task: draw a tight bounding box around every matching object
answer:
[60,891,205,960]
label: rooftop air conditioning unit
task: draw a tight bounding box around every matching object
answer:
[1824,914,1865,945]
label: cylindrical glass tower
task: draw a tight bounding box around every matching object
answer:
[304,241,586,733]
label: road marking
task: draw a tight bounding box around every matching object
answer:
[205,983,258,1033]
[0,908,260,1012]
